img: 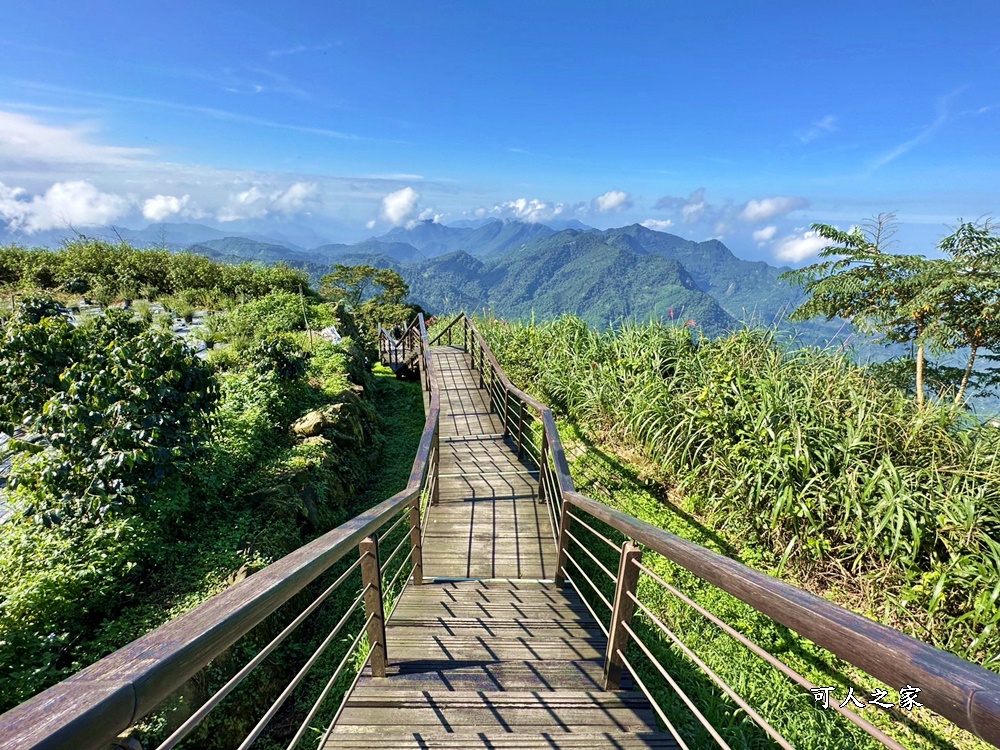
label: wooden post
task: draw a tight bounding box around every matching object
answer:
[359,536,387,677]
[463,319,468,352]
[408,495,423,586]
[517,400,525,458]
[478,344,484,388]
[554,500,571,588]
[604,540,643,690]
[431,427,440,506]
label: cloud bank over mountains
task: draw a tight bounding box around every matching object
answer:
[1,108,821,261]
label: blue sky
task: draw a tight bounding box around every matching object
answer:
[0,0,998,262]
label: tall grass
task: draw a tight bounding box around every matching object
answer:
[479,315,1000,668]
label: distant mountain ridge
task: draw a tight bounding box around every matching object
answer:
[1,217,806,336]
[183,219,803,334]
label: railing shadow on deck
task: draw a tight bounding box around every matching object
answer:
[2,312,1000,750]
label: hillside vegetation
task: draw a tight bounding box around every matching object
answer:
[0,240,423,748]
[480,315,1000,666]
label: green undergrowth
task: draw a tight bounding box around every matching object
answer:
[0,246,426,747]
[478,314,998,749]
[133,370,425,750]
[561,422,987,749]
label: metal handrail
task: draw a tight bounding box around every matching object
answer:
[1,313,440,750]
[459,312,1000,748]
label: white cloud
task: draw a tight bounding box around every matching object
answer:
[143,194,191,221]
[0,110,152,168]
[273,181,318,212]
[591,190,632,213]
[682,194,708,224]
[0,180,131,233]
[418,208,443,223]
[774,229,828,262]
[655,189,810,236]
[753,225,777,244]
[641,219,674,232]
[218,181,319,222]
[795,115,837,143]
[655,188,713,225]
[380,187,420,226]
[740,196,808,222]
[491,198,574,223]
[365,219,376,229]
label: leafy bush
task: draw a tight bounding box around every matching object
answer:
[4,306,217,524]
[0,240,312,307]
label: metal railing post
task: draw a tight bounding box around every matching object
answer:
[539,437,549,503]
[501,385,509,437]
[359,535,387,677]
[604,540,642,690]
[408,495,423,586]
[554,500,571,588]
[517,400,526,458]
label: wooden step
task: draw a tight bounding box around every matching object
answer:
[331,689,659,733]
[325,733,678,749]
[357,658,609,691]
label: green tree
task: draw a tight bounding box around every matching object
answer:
[319,264,417,351]
[919,219,1000,403]
[782,215,937,407]
[319,264,379,308]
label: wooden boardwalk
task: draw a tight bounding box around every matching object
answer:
[427,346,556,580]
[324,346,676,749]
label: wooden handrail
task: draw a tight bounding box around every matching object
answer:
[1,314,440,750]
[460,316,575,497]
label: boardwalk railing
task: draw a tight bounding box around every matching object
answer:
[0,315,440,750]
[436,313,1000,749]
[377,319,422,376]
[5,311,1000,749]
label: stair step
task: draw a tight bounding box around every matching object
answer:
[360,659,611,691]
[333,689,657,732]
[324,731,679,749]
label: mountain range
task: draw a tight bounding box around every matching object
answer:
[4,218,814,338]
[284,220,802,336]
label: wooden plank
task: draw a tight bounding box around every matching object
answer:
[355,659,608,691]
[325,733,679,749]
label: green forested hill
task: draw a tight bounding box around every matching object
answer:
[599,224,799,323]
[395,236,735,334]
[176,220,804,335]
[301,222,790,334]
[381,218,555,257]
